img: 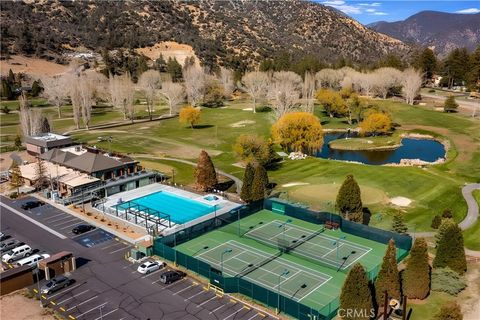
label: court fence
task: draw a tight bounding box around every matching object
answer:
[153,198,412,320]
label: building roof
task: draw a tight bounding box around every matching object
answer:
[57,172,100,187]
[24,133,72,148]
[18,161,74,181]
[64,152,124,174]
[40,149,77,165]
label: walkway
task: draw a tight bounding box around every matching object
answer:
[410,183,480,257]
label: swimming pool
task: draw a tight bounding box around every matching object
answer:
[117,191,218,224]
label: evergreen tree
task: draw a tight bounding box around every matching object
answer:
[194,150,217,192]
[14,134,22,150]
[402,238,430,299]
[340,263,374,320]
[413,48,437,80]
[444,96,458,113]
[34,158,48,189]
[375,239,401,306]
[31,80,43,97]
[251,165,268,202]
[442,209,453,219]
[434,302,463,320]
[391,212,408,234]
[431,215,442,229]
[1,79,14,100]
[433,219,467,275]
[336,175,363,222]
[39,116,51,133]
[240,162,255,203]
[10,161,23,194]
[156,54,167,72]
[7,69,15,84]
[443,48,471,88]
[166,57,183,82]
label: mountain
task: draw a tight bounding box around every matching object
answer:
[368,11,480,56]
[0,0,409,68]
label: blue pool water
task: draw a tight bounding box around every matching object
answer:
[118,191,217,224]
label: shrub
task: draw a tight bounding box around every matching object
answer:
[233,134,276,166]
[431,215,442,229]
[9,192,18,199]
[431,268,466,296]
[443,95,458,113]
[434,302,463,320]
[360,112,392,136]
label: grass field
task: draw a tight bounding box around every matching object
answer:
[463,190,480,250]
[176,209,404,314]
[1,96,479,232]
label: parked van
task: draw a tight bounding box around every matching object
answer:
[16,253,50,268]
[2,244,32,263]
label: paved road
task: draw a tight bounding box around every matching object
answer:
[0,196,275,320]
[421,93,480,115]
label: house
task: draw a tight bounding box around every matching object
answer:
[24,133,72,156]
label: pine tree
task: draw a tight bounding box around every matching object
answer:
[251,165,268,202]
[442,209,453,219]
[375,239,401,306]
[391,212,408,234]
[240,162,255,203]
[1,79,14,100]
[194,150,217,192]
[433,219,467,275]
[402,238,430,299]
[31,80,42,97]
[10,161,23,194]
[14,134,22,150]
[336,175,363,222]
[34,158,48,189]
[167,57,183,82]
[434,302,463,320]
[156,54,167,72]
[340,263,374,320]
[444,96,458,113]
[431,215,442,229]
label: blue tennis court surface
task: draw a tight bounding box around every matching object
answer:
[117,191,218,224]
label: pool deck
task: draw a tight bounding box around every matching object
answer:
[98,183,242,236]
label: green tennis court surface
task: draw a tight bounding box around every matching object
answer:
[244,220,372,271]
[176,209,404,311]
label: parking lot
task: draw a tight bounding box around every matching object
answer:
[1,196,277,320]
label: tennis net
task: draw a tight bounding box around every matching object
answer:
[284,227,325,253]
[235,250,283,278]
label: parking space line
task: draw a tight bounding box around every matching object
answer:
[209,304,226,314]
[48,283,85,299]
[196,295,217,307]
[60,222,84,230]
[74,302,107,317]
[94,308,118,320]
[247,314,259,320]
[184,289,206,301]
[223,306,245,320]
[172,283,195,295]
[66,295,98,311]
[52,218,80,227]
[163,278,186,289]
[100,242,124,250]
[43,213,67,221]
[47,215,74,224]
[141,271,162,279]
[108,246,130,254]
[57,290,90,304]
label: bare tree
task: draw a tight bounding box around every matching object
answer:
[302,71,316,113]
[402,68,423,105]
[183,66,207,106]
[78,73,95,130]
[219,67,235,98]
[268,71,302,119]
[19,92,31,136]
[109,73,135,121]
[372,68,403,99]
[239,71,270,113]
[41,75,67,118]
[138,70,162,120]
[160,81,185,116]
[315,68,342,89]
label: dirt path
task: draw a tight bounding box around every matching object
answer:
[0,290,54,319]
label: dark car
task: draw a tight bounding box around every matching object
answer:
[0,232,10,242]
[40,276,72,295]
[0,239,24,254]
[72,224,96,235]
[159,270,186,284]
[21,200,45,210]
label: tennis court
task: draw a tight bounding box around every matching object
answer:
[244,220,372,271]
[195,240,335,306]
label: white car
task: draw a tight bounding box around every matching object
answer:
[137,260,165,274]
[16,253,50,268]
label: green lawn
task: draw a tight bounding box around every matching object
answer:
[2,97,479,233]
[463,190,480,250]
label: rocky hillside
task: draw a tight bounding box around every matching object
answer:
[369,11,480,57]
[0,0,410,68]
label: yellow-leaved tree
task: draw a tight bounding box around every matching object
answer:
[271,112,323,154]
[360,112,392,136]
[179,105,201,129]
[315,88,346,118]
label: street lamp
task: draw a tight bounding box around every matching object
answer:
[220,248,233,275]
[277,269,290,315]
[332,235,347,259]
[35,269,42,308]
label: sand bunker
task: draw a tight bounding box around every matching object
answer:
[390,196,412,207]
[230,120,255,128]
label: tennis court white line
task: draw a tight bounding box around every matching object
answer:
[342,247,372,269]
[298,280,329,302]
[322,244,344,258]
[271,270,301,290]
[226,240,332,281]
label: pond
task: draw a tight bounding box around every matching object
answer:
[315,133,446,165]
